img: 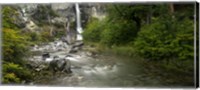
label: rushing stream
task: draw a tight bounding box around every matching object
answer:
[28,39,164,87]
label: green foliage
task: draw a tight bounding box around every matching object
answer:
[110,45,136,57]
[101,19,137,46]
[2,6,20,29]
[84,3,194,62]
[106,4,169,25]
[106,4,149,20]
[29,32,41,42]
[2,62,33,84]
[54,30,65,38]
[3,28,30,65]
[3,73,20,84]
[142,58,194,86]
[83,18,105,42]
[83,17,138,47]
[41,31,54,42]
[134,17,194,61]
[2,6,34,84]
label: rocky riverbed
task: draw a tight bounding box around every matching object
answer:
[25,40,165,87]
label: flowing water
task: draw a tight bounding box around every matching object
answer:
[75,3,83,41]
[29,40,164,87]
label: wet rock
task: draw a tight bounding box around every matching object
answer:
[42,53,50,60]
[54,55,59,59]
[73,41,84,48]
[69,47,79,53]
[49,57,72,75]
[66,54,73,57]
[57,48,63,51]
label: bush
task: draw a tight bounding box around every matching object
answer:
[134,17,194,61]
[2,6,34,84]
[2,63,33,84]
[3,28,30,65]
[3,73,20,84]
[29,32,41,42]
[101,19,138,46]
[41,31,53,42]
[83,17,139,47]
[40,26,54,42]
[54,29,65,38]
[2,6,20,29]
[83,18,106,43]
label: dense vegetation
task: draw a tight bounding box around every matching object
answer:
[2,5,62,84]
[2,6,33,84]
[83,3,195,85]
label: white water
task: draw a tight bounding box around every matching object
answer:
[21,8,28,21]
[75,3,83,41]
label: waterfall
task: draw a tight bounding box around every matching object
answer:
[21,7,28,21]
[75,3,83,41]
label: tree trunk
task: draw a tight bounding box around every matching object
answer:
[169,3,175,18]
[146,6,152,24]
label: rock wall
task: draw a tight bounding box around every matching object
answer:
[7,3,106,42]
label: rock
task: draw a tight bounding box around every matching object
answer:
[72,41,84,48]
[69,50,77,53]
[49,57,72,75]
[42,53,50,60]
[57,48,63,51]
[77,76,84,80]
[69,47,79,53]
[54,55,59,59]
[66,54,73,57]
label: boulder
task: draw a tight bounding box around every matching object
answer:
[42,53,50,60]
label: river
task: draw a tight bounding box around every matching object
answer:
[27,40,193,88]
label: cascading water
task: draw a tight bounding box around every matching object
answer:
[75,3,83,41]
[21,7,28,21]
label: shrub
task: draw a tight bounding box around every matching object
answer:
[3,28,30,65]
[40,26,54,42]
[2,62,33,84]
[3,73,20,84]
[134,17,194,61]
[2,6,20,29]
[101,19,138,46]
[29,32,41,42]
[83,18,106,43]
